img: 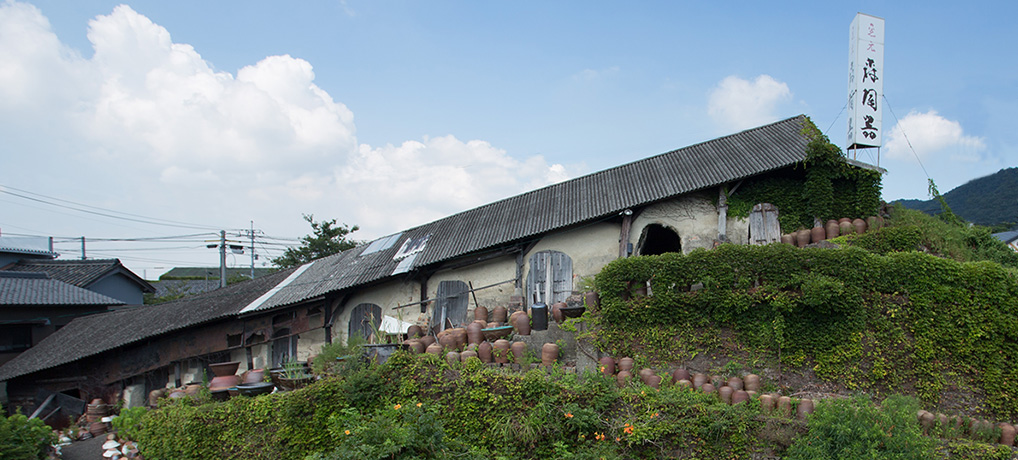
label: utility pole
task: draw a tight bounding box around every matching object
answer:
[250,221,255,279]
[219,230,227,288]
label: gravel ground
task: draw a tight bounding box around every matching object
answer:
[59,435,105,460]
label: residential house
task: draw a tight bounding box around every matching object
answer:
[994,230,1018,252]
[2,259,155,305]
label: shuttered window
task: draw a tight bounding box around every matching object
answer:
[749,203,781,245]
[348,303,382,342]
[433,281,469,331]
[526,251,573,305]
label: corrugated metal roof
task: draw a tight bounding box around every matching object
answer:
[252,115,814,311]
[0,269,295,381]
[0,236,58,258]
[0,274,126,306]
[3,259,155,293]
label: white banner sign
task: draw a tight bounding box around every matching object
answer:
[847,13,885,149]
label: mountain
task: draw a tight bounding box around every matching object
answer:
[894,167,1018,228]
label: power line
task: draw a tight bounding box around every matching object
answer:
[0,184,224,230]
[882,95,932,181]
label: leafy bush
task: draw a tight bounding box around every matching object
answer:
[784,395,933,460]
[111,406,147,441]
[0,406,55,460]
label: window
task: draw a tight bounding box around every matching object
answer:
[0,325,32,352]
[432,281,468,331]
[526,251,573,305]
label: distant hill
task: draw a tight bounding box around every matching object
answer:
[894,167,1018,228]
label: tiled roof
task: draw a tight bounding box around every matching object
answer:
[0,272,125,306]
[252,115,816,310]
[3,259,155,293]
[994,230,1018,244]
[0,269,295,381]
[159,267,277,280]
[0,236,58,258]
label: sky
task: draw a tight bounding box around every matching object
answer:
[1,1,1015,279]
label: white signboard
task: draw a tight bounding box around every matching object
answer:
[847,13,885,149]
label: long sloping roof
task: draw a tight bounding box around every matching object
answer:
[3,259,155,293]
[0,273,125,306]
[248,115,813,311]
[0,269,295,381]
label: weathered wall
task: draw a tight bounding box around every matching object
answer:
[426,255,516,322]
[522,222,621,282]
[629,195,719,254]
[331,279,418,346]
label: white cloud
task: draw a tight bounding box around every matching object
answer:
[0,1,573,254]
[884,110,986,162]
[572,66,620,82]
[707,75,792,132]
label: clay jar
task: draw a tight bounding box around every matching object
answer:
[541,343,559,366]
[599,357,616,376]
[616,371,631,387]
[242,369,265,384]
[406,339,425,354]
[493,339,511,364]
[407,325,423,339]
[209,361,241,378]
[780,234,794,245]
[638,368,655,384]
[551,302,567,323]
[692,373,708,389]
[795,229,811,247]
[646,375,662,389]
[701,383,716,395]
[839,220,853,236]
[513,313,531,335]
[492,305,508,323]
[759,394,775,414]
[477,341,493,363]
[466,322,483,345]
[732,390,750,405]
[810,226,826,244]
[672,368,691,383]
[420,335,436,349]
[998,423,1016,446]
[511,342,527,364]
[727,376,743,391]
[426,343,443,356]
[618,357,635,373]
[826,220,840,239]
[718,386,734,404]
[584,291,599,309]
[438,333,458,351]
[676,379,692,389]
[852,218,867,235]
[777,396,792,418]
[474,306,488,323]
[743,374,760,392]
[445,351,460,366]
[460,350,478,362]
[797,398,815,420]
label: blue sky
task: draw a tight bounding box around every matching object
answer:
[1,1,1015,276]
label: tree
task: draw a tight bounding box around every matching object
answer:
[273,214,360,268]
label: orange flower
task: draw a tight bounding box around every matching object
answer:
[394,404,402,410]
[416,402,422,407]
[624,424,634,435]
[565,412,574,418]
[651,412,659,418]
[344,430,350,435]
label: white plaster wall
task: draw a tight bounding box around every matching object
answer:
[250,343,270,371]
[427,256,517,320]
[122,383,146,408]
[297,328,326,361]
[523,222,621,282]
[229,349,249,372]
[726,216,751,245]
[334,280,418,345]
[629,196,719,254]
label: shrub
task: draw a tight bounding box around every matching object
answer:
[784,395,933,460]
[0,405,55,460]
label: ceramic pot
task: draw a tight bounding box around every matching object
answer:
[866,215,880,231]
[646,375,661,388]
[509,310,525,326]
[777,396,792,418]
[209,361,240,377]
[493,339,511,364]
[511,341,527,363]
[584,291,599,309]
[466,322,483,345]
[999,423,1016,446]
[701,383,716,395]
[618,357,635,372]
[743,374,760,392]
[445,351,460,366]
[513,313,531,335]
[616,371,631,387]
[209,375,241,391]
[811,226,826,243]
[719,386,733,404]
[795,229,810,247]
[673,368,691,382]
[780,234,794,245]
[732,390,749,405]
[677,379,692,389]
[426,343,443,355]
[407,325,423,339]
[242,369,265,384]
[474,306,488,323]
[461,350,478,361]
[692,373,708,389]
[796,398,814,420]
[852,218,867,235]
[541,343,559,366]
[638,368,655,384]
[406,339,425,354]
[478,341,493,363]
[826,220,840,239]
[727,376,743,391]
[420,335,436,348]
[492,305,508,323]
[599,357,615,376]
[551,302,566,323]
[839,220,853,236]
[760,394,775,414]
[438,333,458,351]
[838,217,851,224]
